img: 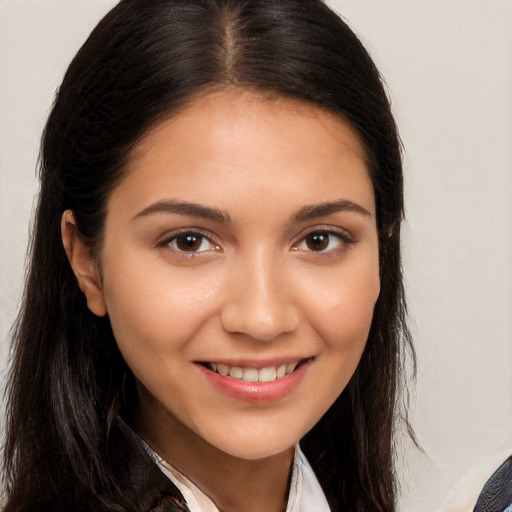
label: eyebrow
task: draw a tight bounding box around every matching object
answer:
[133,198,371,225]
[292,199,372,222]
[133,200,232,224]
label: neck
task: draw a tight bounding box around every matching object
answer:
[132,394,294,512]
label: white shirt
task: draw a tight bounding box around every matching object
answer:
[143,442,330,512]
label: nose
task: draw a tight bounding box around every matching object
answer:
[220,250,300,342]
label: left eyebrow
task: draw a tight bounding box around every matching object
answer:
[292,199,372,222]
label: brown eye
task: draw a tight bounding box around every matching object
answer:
[176,233,203,251]
[295,229,352,254]
[166,232,217,253]
[305,232,330,251]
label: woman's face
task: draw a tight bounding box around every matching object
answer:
[96,90,380,459]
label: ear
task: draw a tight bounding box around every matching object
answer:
[61,210,107,317]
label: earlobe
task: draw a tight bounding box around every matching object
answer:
[61,210,107,317]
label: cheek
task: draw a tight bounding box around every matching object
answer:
[101,255,222,363]
[300,256,380,354]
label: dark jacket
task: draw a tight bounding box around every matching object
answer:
[473,456,512,512]
[109,418,189,512]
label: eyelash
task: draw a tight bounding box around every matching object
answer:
[156,229,220,256]
[156,227,355,256]
[292,228,355,254]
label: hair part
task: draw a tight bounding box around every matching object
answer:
[3,1,415,511]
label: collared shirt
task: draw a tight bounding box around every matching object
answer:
[143,442,330,512]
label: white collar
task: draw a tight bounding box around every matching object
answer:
[143,442,330,512]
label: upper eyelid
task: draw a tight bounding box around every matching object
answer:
[156,230,221,257]
[292,225,355,244]
[156,227,218,246]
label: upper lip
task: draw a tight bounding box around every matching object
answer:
[195,356,313,369]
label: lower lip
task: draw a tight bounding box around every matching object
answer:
[196,359,313,403]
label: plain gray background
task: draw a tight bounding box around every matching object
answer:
[1,1,511,510]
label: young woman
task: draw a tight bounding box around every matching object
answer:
[2,1,414,511]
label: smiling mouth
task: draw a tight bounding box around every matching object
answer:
[199,359,310,383]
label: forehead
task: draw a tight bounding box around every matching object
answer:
[112,89,374,218]
[130,88,368,165]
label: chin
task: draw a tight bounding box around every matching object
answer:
[202,422,304,461]
[217,441,295,461]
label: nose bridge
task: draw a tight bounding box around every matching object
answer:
[220,246,298,341]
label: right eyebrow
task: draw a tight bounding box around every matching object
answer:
[132,200,232,224]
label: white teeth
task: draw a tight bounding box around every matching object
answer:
[242,368,259,382]
[229,366,243,379]
[217,363,229,376]
[259,367,277,382]
[286,361,298,374]
[207,360,303,381]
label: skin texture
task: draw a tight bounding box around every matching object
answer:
[62,89,380,512]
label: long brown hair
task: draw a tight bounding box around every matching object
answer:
[3,1,414,511]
